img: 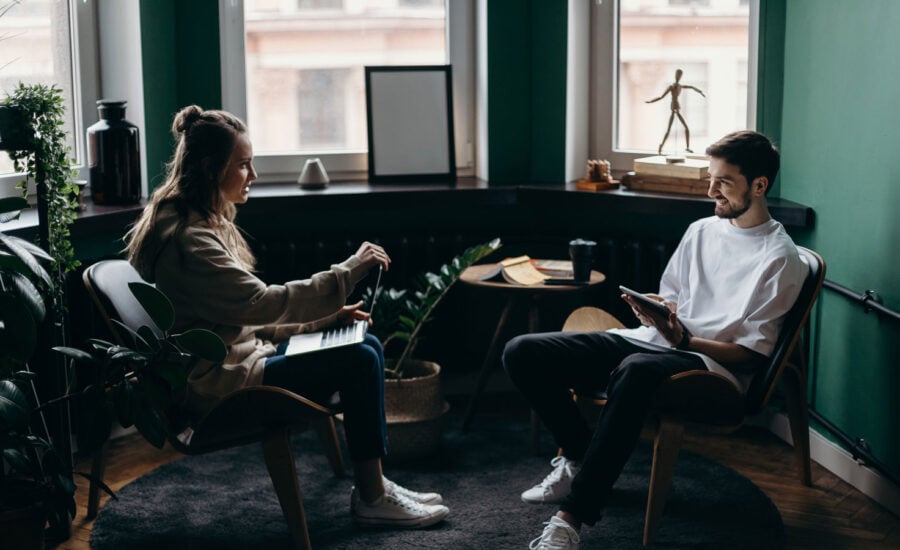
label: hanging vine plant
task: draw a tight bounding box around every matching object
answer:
[3,83,80,304]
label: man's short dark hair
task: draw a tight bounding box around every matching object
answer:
[705,131,780,195]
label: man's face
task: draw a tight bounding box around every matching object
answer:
[707,157,753,220]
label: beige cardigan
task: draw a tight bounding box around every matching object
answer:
[135,205,368,419]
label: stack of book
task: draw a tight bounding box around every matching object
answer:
[622,155,710,196]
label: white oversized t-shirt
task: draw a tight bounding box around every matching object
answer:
[609,216,808,393]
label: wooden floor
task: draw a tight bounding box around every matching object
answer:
[54,414,900,549]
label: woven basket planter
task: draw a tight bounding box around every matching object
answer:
[383,359,448,462]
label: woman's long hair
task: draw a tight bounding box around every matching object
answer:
[125,105,256,274]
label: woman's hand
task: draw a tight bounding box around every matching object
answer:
[336,300,372,326]
[355,241,391,272]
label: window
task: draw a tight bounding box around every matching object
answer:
[220,0,474,182]
[0,0,98,190]
[591,0,756,169]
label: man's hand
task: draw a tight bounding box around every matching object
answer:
[621,293,766,366]
[621,293,686,348]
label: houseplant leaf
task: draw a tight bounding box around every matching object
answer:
[7,270,47,324]
[128,281,174,332]
[133,395,167,449]
[4,233,53,263]
[0,294,37,361]
[0,379,30,432]
[52,346,95,364]
[380,238,502,377]
[175,329,227,363]
[110,318,153,352]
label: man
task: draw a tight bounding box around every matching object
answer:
[504,131,807,549]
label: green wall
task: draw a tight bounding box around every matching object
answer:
[139,0,221,191]
[779,0,900,475]
[486,0,567,183]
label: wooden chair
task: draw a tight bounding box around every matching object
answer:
[82,259,347,550]
[563,247,825,545]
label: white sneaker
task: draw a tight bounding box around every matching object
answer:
[351,485,450,528]
[522,456,580,504]
[383,476,443,505]
[529,516,581,550]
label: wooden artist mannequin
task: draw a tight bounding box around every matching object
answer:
[646,69,706,155]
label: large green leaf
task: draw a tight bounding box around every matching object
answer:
[110,319,152,352]
[7,271,46,323]
[0,232,52,287]
[0,294,37,361]
[112,380,136,427]
[0,379,30,432]
[2,447,37,478]
[174,329,227,363]
[5,234,53,263]
[128,282,174,332]
[138,325,161,351]
[52,346,95,364]
[133,396,166,449]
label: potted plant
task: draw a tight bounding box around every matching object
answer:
[53,280,228,454]
[1,196,226,548]
[0,196,74,549]
[365,238,501,460]
[2,82,81,293]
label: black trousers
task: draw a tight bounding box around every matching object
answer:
[503,331,705,525]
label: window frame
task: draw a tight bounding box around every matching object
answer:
[218,0,475,184]
[0,0,100,194]
[589,0,759,171]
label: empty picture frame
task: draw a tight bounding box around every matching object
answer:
[365,65,456,184]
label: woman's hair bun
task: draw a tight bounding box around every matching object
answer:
[172,105,204,136]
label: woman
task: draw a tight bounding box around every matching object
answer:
[125,105,448,528]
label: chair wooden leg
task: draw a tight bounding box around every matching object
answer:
[86,442,108,519]
[782,364,812,486]
[313,415,347,477]
[262,429,311,550]
[643,417,684,546]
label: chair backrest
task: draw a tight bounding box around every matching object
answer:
[83,259,164,344]
[743,247,825,415]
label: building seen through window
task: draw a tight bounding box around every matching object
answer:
[0,0,78,176]
[615,0,750,155]
[243,0,446,156]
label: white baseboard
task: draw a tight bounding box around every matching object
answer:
[751,410,900,517]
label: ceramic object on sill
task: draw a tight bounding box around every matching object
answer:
[298,158,329,190]
[87,100,141,205]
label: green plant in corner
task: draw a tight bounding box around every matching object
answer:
[365,238,501,378]
[1,196,226,543]
[53,280,228,452]
[0,195,76,541]
[3,82,80,309]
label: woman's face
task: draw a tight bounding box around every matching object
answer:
[219,133,257,204]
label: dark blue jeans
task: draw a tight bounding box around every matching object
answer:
[263,333,388,462]
[503,331,705,525]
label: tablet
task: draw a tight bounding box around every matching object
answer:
[618,285,671,317]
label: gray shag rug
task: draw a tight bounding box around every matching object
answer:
[91,414,783,549]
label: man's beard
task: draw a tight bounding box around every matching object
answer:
[715,188,752,219]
